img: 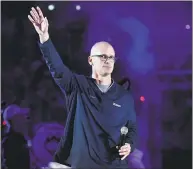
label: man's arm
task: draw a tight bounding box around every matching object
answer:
[126,120,137,153]
[126,93,137,153]
[118,92,137,160]
[28,7,76,93]
[38,37,76,93]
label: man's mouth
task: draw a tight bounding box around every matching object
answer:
[103,65,111,68]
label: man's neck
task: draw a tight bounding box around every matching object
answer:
[92,73,112,85]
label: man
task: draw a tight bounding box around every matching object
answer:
[28,6,137,168]
[2,104,31,169]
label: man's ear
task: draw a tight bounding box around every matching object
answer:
[88,56,93,66]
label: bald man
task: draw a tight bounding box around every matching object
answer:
[28,7,137,169]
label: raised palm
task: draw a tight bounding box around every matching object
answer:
[28,6,48,35]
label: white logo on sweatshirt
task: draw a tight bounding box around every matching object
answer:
[113,102,121,107]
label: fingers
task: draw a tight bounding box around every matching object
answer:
[31,7,39,19]
[120,146,129,151]
[30,10,38,22]
[118,143,131,160]
[36,6,44,20]
[119,151,128,156]
[29,6,44,24]
[119,143,131,152]
[119,149,129,154]
[121,154,128,160]
[122,143,130,149]
[119,149,130,160]
[119,148,130,155]
[119,150,130,160]
[45,17,49,26]
[28,15,35,24]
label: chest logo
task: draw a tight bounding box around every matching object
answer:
[113,102,121,107]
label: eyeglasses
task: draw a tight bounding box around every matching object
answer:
[91,54,118,62]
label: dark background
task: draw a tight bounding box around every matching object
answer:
[1,1,192,169]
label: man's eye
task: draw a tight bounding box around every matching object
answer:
[102,55,107,59]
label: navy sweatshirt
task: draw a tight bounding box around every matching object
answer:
[39,39,137,168]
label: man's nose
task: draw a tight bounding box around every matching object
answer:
[104,59,110,64]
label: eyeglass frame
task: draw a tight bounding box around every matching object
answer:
[90,54,118,63]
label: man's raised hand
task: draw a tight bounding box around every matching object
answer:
[28,6,49,43]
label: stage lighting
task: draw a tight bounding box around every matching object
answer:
[76,5,81,11]
[48,4,55,11]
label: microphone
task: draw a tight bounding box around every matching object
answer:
[119,126,128,148]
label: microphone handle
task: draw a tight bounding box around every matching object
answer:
[119,134,126,148]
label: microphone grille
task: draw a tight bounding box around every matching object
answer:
[121,126,128,135]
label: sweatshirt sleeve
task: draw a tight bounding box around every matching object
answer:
[125,93,137,153]
[126,120,137,153]
[38,38,77,94]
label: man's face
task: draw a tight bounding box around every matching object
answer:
[12,113,30,134]
[89,42,116,77]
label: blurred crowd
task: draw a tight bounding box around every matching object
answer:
[1,14,71,169]
[1,13,69,168]
[2,14,69,125]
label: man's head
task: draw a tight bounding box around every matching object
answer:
[88,41,117,77]
[3,104,30,133]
